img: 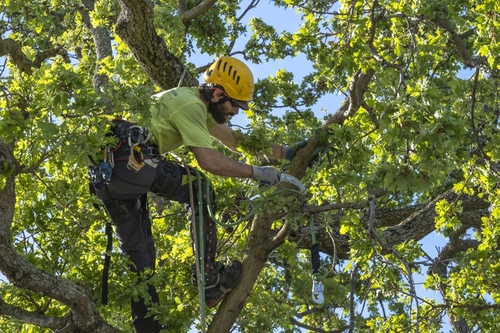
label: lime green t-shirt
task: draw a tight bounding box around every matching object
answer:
[149,87,217,153]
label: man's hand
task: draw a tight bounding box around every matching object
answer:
[251,166,281,185]
[284,140,327,166]
[283,140,308,160]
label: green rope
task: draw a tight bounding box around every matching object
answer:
[196,175,207,331]
[186,168,206,333]
[190,168,304,324]
[193,169,291,228]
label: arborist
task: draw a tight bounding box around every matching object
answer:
[89,56,304,333]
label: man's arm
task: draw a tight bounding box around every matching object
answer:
[191,146,253,178]
[208,123,285,159]
[208,123,242,152]
[191,146,281,185]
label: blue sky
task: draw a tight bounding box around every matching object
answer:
[186,1,344,129]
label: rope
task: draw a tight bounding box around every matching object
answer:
[193,169,292,228]
[186,165,207,333]
[189,169,252,332]
[310,215,325,304]
[188,167,310,323]
[310,216,320,275]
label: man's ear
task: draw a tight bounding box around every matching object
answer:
[211,88,225,102]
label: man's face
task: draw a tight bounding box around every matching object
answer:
[210,98,239,124]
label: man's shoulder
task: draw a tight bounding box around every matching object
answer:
[153,86,199,101]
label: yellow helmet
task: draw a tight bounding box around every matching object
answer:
[203,56,254,108]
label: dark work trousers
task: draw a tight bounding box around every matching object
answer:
[93,156,218,333]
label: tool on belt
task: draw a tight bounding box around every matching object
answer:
[126,125,151,172]
[89,119,156,190]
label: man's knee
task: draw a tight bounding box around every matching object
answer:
[151,161,181,198]
[102,198,141,225]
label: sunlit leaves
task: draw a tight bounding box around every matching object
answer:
[2,0,500,332]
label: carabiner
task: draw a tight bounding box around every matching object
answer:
[312,277,324,304]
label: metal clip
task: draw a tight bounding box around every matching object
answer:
[128,125,151,146]
[105,147,114,168]
[312,277,324,304]
[127,145,145,172]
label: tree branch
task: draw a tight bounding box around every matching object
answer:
[0,298,68,330]
[115,0,198,89]
[0,38,69,75]
[79,0,113,92]
[381,190,488,248]
[0,140,119,333]
[179,0,217,24]
[428,238,480,333]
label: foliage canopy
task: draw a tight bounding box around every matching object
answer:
[1,0,500,332]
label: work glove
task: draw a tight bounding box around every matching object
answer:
[283,140,308,161]
[251,166,281,186]
[284,140,327,166]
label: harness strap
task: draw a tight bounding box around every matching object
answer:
[101,222,113,305]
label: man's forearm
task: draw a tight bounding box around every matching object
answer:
[191,147,253,178]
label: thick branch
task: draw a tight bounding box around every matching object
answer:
[80,0,113,92]
[115,0,198,89]
[0,140,118,333]
[381,190,488,247]
[0,38,69,75]
[0,238,119,332]
[286,68,376,181]
[429,238,480,333]
[0,298,68,330]
[292,189,488,259]
[208,208,284,332]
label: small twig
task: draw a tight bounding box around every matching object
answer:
[367,197,420,333]
[348,263,359,333]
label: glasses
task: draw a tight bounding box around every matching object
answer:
[224,93,239,108]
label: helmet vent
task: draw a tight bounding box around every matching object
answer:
[219,61,239,83]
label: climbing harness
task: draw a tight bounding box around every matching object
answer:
[89,119,155,191]
[310,216,324,305]
[91,119,157,306]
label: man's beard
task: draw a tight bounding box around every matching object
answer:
[209,100,229,124]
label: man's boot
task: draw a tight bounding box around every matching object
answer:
[193,260,243,308]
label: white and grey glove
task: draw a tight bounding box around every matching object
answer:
[251,166,281,186]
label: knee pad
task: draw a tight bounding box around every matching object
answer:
[151,161,181,198]
[102,198,141,225]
